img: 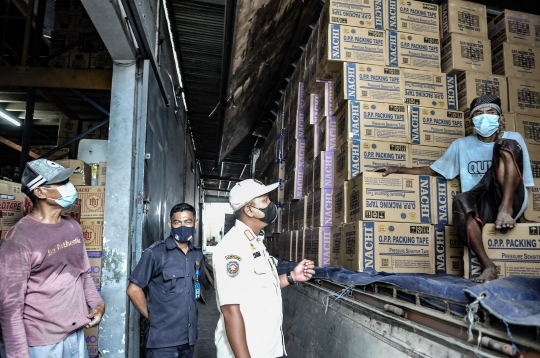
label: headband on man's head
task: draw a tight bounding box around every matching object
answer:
[470,94,502,116]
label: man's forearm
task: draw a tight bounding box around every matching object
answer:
[222,305,251,358]
[395,166,436,175]
[126,283,149,319]
[0,316,30,358]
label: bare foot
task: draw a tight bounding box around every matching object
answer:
[495,211,516,229]
[471,266,498,283]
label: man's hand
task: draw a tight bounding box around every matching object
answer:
[292,259,315,283]
[85,303,105,328]
[373,166,398,177]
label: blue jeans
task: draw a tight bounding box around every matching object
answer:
[146,344,195,358]
[0,329,88,358]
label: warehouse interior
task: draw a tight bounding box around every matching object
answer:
[1,0,540,357]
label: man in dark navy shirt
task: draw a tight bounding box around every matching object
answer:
[127,203,205,358]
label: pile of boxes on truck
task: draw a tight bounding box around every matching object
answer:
[55,159,106,358]
[255,0,540,281]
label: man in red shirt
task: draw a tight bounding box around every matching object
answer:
[0,159,105,358]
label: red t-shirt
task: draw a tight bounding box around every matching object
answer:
[0,216,104,357]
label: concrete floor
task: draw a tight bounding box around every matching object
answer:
[194,286,219,357]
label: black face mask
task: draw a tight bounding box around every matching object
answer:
[171,226,195,243]
[252,202,278,224]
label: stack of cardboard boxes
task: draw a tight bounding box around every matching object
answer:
[50,0,113,70]
[57,159,106,358]
[0,180,32,238]
[258,0,540,280]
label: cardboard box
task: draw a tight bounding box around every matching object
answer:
[513,114,540,161]
[333,183,347,225]
[305,193,314,229]
[303,228,312,261]
[385,31,441,72]
[97,162,107,187]
[331,225,343,267]
[87,251,102,276]
[488,10,535,48]
[76,186,105,218]
[311,227,332,267]
[304,124,318,162]
[409,106,465,148]
[334,63,403,108]
[335,139,411,186]
[411,145,445,167]
[531,159,540,179]
[342,220,435,273]
[534,14,540,47]
[317,24,386,81]
[440,0,488,39]
[434,225,464,276]
[84,327,99,346]
[56,159,92,186]
[296,229,305,261]
[321,81,334,122]
[348,172,432,223]
[69,52,90,69]
[87,345,99,358]
[320,0,382,29]
[402,69,457,110]
[0,180,27,221]
[303,161,314,195]
[464,224,540,279]
[80,218,103,251]
[384,0,438,37]
[317,115,338,152]
[492,42,540,80]
[307,93,319,128]
[457,71,508,112]
[335,100,408,145]
[58,119,79,140]
[313,151,336,189]
[61,203,81,223]
[525,178,540,221]
[89,53,113,70]
[440,33,491,74]
[313,189,334,227]
[81,121,102,140]
[507,77,540,117]
[431,177,461,225]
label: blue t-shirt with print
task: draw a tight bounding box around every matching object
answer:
[430,132,534,192]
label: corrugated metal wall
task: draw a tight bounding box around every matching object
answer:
[140,3,200,250]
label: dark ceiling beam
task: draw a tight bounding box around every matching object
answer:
[215,0,236,167]
[201,174,241,182]
[0,67,113,90]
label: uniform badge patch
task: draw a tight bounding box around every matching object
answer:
[244,230,256,241]
[253,251,261,259]
[225,254,242,261]
[226,260,240,277]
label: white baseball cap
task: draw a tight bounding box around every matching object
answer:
[229,179,279,211]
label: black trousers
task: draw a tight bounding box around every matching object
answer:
[452,138,526,246]
[146,344,195,358]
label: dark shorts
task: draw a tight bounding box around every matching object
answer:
[146,344,195,358]
[452,138,526,246]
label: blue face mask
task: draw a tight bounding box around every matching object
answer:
[171,226,195,243]
[473,114,500,137]
[46,182,78,208]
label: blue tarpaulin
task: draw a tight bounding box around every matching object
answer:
[277,262,540,327]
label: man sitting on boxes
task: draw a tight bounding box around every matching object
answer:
[0,159,105,358]
[376,95,534,283]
